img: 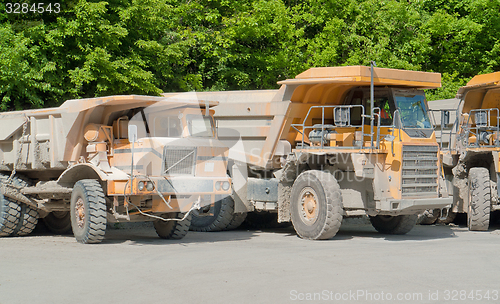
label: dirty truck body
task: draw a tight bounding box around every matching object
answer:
[0,95,231,243]
[430,72,500,230]
[165,66,452,239]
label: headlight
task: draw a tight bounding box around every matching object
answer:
[146,181,154,191]
[222,181,230,191]
[215,182,221,191]
[138,181,145,191]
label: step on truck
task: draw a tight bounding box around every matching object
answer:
[163,64,452,239]
[428,72,500,230]
[0,94,231,243]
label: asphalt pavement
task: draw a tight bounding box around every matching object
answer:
[1,218,499,304]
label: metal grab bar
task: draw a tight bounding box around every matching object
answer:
[291,104,387,150]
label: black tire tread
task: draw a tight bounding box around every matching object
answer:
[190,196,234,232]
[0,199,21,237]
[154,213,192,239]
[13,204,38,236]
[0,173,38,237]
[72,180,107,244]
[468,167,491,231]
[291,170,343,240]
[370,214,418,235]
[225,212,247,230]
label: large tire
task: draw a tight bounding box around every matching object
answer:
[226,212,247,230]
[190,196,234,232]
[369,215,418,234]
[154,213,191,239]
[0,174,38,237]
[0,198,21,237]
[43,211,72,234]
[12,204,38,236]
[70,180,107,244]
[290,170,343,240]
[467,167,491,231]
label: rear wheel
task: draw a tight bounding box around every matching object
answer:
[154,213,191,239]
[467,167,491,231]
[369,215,418,235]
[0,198,21,237]
[290,170,343,240]
[70,180,107,244]
[190,196,233,232]
[43,211,72,234]
[226,212,247,230]
[0,174,37,237]
[12,204,38,236]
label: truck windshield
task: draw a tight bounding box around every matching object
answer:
[187,115,214,137]
[395,93,432,129]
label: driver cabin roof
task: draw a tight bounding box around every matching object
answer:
[278,66,441,89]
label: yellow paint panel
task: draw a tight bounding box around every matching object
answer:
[279,66,441,89]
[466,71,500,87]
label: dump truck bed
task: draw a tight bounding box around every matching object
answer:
[0,95,205,172]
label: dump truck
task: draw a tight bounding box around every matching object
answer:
[0,94,231,243]
[428,71,500,230]
[163,65,452,239]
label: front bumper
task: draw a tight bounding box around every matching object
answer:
[107,176,232,213]
[376,197,452,215]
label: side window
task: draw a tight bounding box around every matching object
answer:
[372,97,393,126]
[344,88,394,126]
[345,90,364,125]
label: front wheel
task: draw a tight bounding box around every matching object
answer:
[467,167,491,231]
[290,170,343,240]
[154,213,191,240]
[70,180,107,244]
[369,215,418,235]
[190,196,234,232]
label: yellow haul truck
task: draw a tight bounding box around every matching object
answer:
[429,72,500,230]
[0,95,231,243]
[164,65,452,239]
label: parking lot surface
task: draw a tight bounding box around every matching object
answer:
[1,219,499,304]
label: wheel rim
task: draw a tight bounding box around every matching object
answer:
[298,187,319,225]
[75,197,85,229]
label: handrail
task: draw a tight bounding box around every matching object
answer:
[463,108,500,148]
[291,104,388,151]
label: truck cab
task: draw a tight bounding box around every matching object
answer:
[430,71,500,230]
[165,65,452,240]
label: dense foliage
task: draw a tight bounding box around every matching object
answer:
[1,0,499,110]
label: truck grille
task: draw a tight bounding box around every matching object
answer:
[163,147,196,175]
[401,145,438,197]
